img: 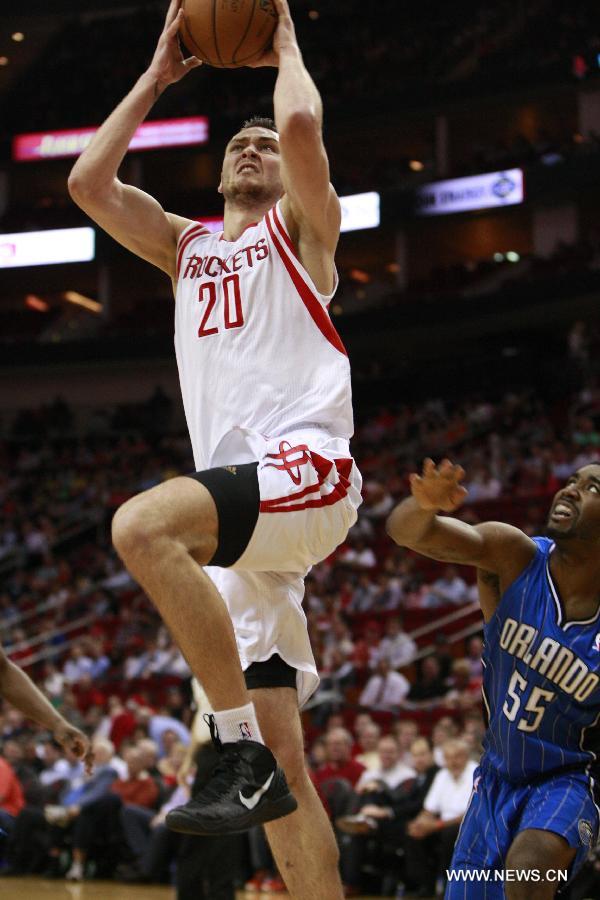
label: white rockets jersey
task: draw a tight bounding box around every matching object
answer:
[174,199,354,471]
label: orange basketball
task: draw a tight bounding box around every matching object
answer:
[180,0,277,68]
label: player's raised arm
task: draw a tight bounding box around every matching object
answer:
[0,646,94,773]
[251,0,340,279]
[67,0,201,278]
[386,459,535,620]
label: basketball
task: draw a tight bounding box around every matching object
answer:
[180,0,277,68]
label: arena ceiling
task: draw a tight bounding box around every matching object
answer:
[0,3,163,100]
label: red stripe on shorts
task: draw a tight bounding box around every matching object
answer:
[259,456,351,513]
[259,477,349,513]
[261,453,335,508]
[260,481,323,509]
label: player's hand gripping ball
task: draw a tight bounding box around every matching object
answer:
[180,0,277,68]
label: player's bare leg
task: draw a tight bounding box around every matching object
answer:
[112,476,297,832]
[504,829,576,900]
[252,687,344,900]
[112,476,249,709]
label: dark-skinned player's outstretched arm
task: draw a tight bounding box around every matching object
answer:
[0,645,93,773]
[385,458,536,622]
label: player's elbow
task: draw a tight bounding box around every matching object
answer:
[0,652,10,692]
[385,507,434,551]
[385,510,405,546]
[67,170,89,205]
[67,166,108,205]
[278,108,321,143]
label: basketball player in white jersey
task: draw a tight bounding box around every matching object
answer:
[68,1,359,898]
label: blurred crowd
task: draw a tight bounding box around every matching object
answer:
[0,2,542,134]
[1,0,599,216]
[0,0,598,892]
[3,235,600,355]
[3,0,599,139]
[0,359,597,892]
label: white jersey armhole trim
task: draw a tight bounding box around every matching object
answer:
[176,220,211,280]
[273,199,339,306]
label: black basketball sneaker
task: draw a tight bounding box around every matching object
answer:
[165,716,297,835]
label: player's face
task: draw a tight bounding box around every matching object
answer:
[219,127,283,205]
[546,465,600,541]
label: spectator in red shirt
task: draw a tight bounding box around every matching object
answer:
[352,620,382,672]
[0,755,25,819]
[107,698,139,752]
[110,747,160,808]
[315,728,366,821]
[316,728,366,788]
[72,673,107,715]
[0,754,25,858]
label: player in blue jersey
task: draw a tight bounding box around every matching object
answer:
[386,458,600,899]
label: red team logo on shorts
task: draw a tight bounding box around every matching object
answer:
[264,441,312,485]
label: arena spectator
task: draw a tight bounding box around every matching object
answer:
[87,641,111,680]
[370,572,404,612]
[355,735,416,793]
[444,659,483,712]
[39,741,83,793]
[423,565,470,607]
[138,708,191,758]
[373,615,417,668]
[337,737,439,895]
[338,537,377,573]
[353,721,382,771]
[307,647,356,728]
[347,573,380,615]
[93,697,136,751]
[404,738,477,896]
[0,754,25,849]
[431,717,461,767]
[462,713,486,761]
[66,745,160,882]
[322,616,355,668]
[351,620,382,671]
[52,739,120,880]
[157,741,188,786]
[315,728,366,820]
[1,739,38,794]
[405,656,448,707]
[432,633,455,681]
[359,658,410,713]
[360,480,395,521]
[42,663,65,701]
[62,645,94,685]
[393,719,420,767]
[2,367,600,888]
[117,788,184,883]
[465,635,484,682]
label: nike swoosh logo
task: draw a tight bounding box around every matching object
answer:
[239,771,275,810]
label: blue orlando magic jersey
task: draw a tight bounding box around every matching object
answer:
[481,537,600,783]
